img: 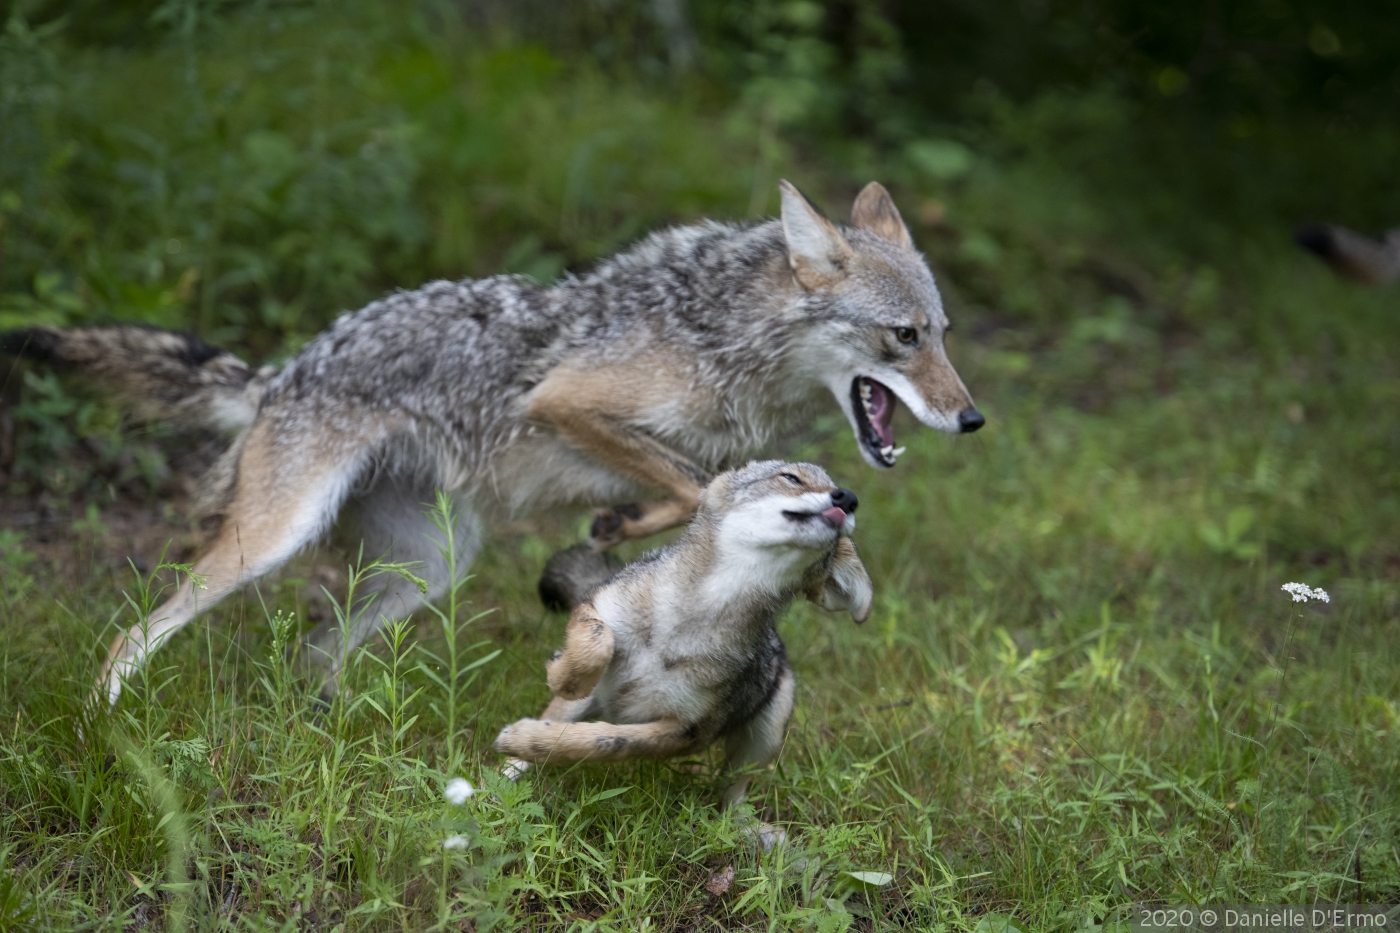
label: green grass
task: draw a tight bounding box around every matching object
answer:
[2,0,1399,928]
[3,266,1398,926]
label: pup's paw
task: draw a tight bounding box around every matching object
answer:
[501,757,531,782]
[493,718,536,757]
[741,822,788,852]
[545,658,596,701]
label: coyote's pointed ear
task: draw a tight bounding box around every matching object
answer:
[810,538,874,624]
[780,179,853,291]
[851,181,913,249]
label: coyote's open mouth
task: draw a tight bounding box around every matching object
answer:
[850,376,905,467]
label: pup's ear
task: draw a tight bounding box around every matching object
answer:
[780,179,853,291]
[810,538,873,624]
[851,181,914,250]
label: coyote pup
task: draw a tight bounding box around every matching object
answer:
[494,460,872,812]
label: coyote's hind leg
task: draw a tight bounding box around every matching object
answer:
[97,417,388,707]
[303,476,481,701]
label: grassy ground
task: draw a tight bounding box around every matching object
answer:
[2,1,1399,929]
[4,261,1398,928]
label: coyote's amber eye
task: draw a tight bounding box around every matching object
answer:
[895,327,917,344]
[780,472,804,486]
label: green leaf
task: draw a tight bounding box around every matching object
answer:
[833,869,894,894]
[907,138,974,180]
[976,912,1031,933]
[1225,505,1255,542]
[583,786,631,806]
[1197,523,1226,551]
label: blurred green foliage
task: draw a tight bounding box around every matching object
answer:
[2,0,1396,356]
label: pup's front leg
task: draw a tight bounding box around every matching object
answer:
[500,693,595,781]
[495,717,694,764]
[804,537,873,624]
[546,602,615,700]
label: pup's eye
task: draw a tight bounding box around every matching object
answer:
[894,327,917,344]
[780,472,804,486]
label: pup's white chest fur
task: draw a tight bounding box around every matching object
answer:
[585,505,834,727]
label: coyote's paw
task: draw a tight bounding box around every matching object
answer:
[590,498,697,549]
[589,504,642,550]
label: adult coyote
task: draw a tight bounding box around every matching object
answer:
[3,181,981,705]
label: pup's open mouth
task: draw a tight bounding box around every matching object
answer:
[783,507,848,529]
[850,376,905,467]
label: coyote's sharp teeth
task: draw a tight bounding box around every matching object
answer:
[880,445,894,457]
[859,382,872,400]
[892,446,906,457]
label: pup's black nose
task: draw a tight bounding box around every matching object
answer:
[958,408,985,433]
[830,488,858,513]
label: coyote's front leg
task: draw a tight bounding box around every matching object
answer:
[586,498,700,549]
[528,365,713,548]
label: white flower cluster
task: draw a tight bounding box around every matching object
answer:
[1281,582,1330,604]
[444,777,474,805]
[442,777,476,851]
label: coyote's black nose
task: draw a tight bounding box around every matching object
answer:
[958,408,985,433]
[830,488,858,513]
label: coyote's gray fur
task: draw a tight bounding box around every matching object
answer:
[2,180,980,706]
[494,460,871,825]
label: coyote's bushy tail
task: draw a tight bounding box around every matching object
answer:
[0,325,275,434]
[1,326,277,521]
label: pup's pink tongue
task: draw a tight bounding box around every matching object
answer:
[820,507,847,528]
[865,380,895,447]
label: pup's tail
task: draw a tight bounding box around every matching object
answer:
[1295,223,1400,285]
[538,544,623,612]
[0,325,276,434]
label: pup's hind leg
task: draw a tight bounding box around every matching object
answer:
[99,418,383,706]
[720,667,795,808]
[303,477,481,699]
[720,667,795,850]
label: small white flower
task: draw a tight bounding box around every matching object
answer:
[444,777,474,805]
[443,834,469,850]
[1281,582,1330,604]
